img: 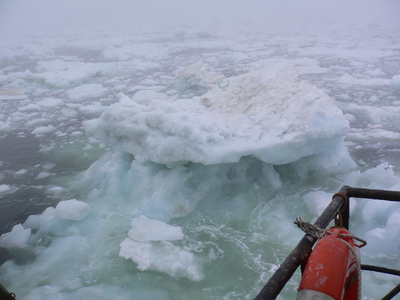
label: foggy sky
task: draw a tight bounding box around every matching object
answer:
[0,0,400,36]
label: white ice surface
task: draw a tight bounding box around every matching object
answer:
[85,59,351,166]
[31,125,56,135]
[0,184,12,193]
[390,75,400,87]
[0,224,31,249]
[67,84,107,101]
[0,184,19,195]
[119,216,203,281]
[127,215,183,241]
[0,89,26,100]
[55,199,91,221]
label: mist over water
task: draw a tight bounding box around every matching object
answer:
[0,1,400,299]
[1,0,400,36]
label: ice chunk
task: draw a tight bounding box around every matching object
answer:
[127,215,184,241]
[0,120,9,132]
[365,211,400,255]
[339,73,390,86]
[0,184,18,195]
[343,163,399,190]
[67,84,107,101]
[20,103,41,112]
[37,98,65,108]
[46,186,65,195]
[390,75,400,87]
[55,199,91,221]
[177,61,225,89]
[119,239,204,281]
[0,184,12,193]
[119,216,203,281]
[79,104,107,116]
[27,60,102,88]
[0,224,31,249]
[14,169,29,176]
[131,90,169,105]
[85,59,350,166]
[31,125,56,135]
[35,172,50,180]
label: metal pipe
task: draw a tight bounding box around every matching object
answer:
[361,264,400,277]
[381,283,400,300]
[345,186,400,202]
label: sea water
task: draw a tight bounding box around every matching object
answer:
[0,26,399,299]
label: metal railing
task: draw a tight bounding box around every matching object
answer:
[254,185,400,300]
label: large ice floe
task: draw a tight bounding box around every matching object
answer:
[80,59,355,282]
[85,59,352,167]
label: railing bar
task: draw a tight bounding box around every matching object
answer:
[361,264,400,276]
[381,283,400,300]
[344,186,400,202]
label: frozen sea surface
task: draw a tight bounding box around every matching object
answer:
[0,25,400,299]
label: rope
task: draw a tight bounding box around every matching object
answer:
[294,217,326,239]
[294,217,367,247]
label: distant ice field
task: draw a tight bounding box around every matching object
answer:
[0,26,400,299]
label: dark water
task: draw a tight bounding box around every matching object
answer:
[0,134,102,235]
[0,135,51,234]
